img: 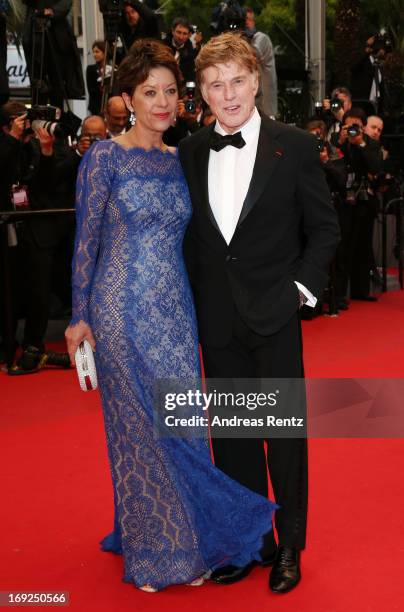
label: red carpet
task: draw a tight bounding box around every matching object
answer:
[2,289,404,611]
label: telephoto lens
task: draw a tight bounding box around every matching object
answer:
[185,81,197,113]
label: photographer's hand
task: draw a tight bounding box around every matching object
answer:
[65,321,96,367]
[36,126,55,156]
[177,99,201,127]
[338,125,349,146]
[77,136,92,156]
[365,36,375,54]
[177,100,186,119]
[349,129,365,147]
[9,114,27,141]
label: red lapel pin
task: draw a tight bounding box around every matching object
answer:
[275,149,284,156]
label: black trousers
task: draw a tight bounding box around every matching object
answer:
[350,201,376,297]
[201,309,308,552]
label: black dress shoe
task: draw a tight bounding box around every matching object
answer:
[211,562,256,585]
[8,346,46,375]
[211,548,278,585]
[269,546,301,593]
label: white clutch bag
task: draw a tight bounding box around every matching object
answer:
[75,340,98,391]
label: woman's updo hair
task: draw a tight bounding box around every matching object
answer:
[117,39,183,96]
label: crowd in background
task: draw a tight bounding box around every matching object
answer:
[0,0,403,372]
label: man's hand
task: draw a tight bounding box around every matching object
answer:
[35,126,55,156]
[348,129,365,147]
[77,136,92,156]
[365,36,375,54]
[9,114,27,141]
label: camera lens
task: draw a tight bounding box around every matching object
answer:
[347,124,361,137]
[185,100,196,113]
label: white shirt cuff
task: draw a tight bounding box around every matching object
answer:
[295,281,317,308]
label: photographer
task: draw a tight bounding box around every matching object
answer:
[0,102,33,211]
[165,18,197,83]
[22,1,84,107]
[320,86,352,143]
[305,119,347,315]
[306,119,347,199]
[0,102,78,372]
[163,86,203,147]
[335,108,382,304]
[120,0,160,52]
[351,33,392,113]
[75,115,107,157]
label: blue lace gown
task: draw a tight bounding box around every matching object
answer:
[71,140,277,591]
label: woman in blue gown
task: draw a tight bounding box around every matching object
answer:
[65,39,277,592]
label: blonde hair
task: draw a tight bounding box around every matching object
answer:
[195,32,258,85]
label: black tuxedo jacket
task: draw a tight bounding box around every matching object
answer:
[179,116,340,347]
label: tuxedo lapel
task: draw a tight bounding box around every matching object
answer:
[236,118,283,228]
[192,123,222,235]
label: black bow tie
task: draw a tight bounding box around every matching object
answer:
[209,130,246,152]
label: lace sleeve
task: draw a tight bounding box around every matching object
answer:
[70,142,114,326]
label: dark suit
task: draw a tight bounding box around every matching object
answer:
[20,141,79,348]
[179,116,340,550]
[165,35,197,83]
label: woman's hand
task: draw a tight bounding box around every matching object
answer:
[65,321,96,366]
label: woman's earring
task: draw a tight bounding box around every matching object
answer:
[129,110,136,126]
[171,112,177,127]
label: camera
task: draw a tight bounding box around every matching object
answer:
[88,136,102,145]
[316,137,326,152]
[98,0,124,12]
[185,82,197,114]
[98,0,125,41]
[330,97,343,113]
[314,102,323,117]
[347,124,362,138]
[211,0,245,34]
[371,32,392,55]
[26,105,64,137]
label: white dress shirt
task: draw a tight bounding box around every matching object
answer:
[208,107,260,245]
[208,106,316,307]
[369,55,382,104]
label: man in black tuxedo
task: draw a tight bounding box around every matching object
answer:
[179,33,340,593]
